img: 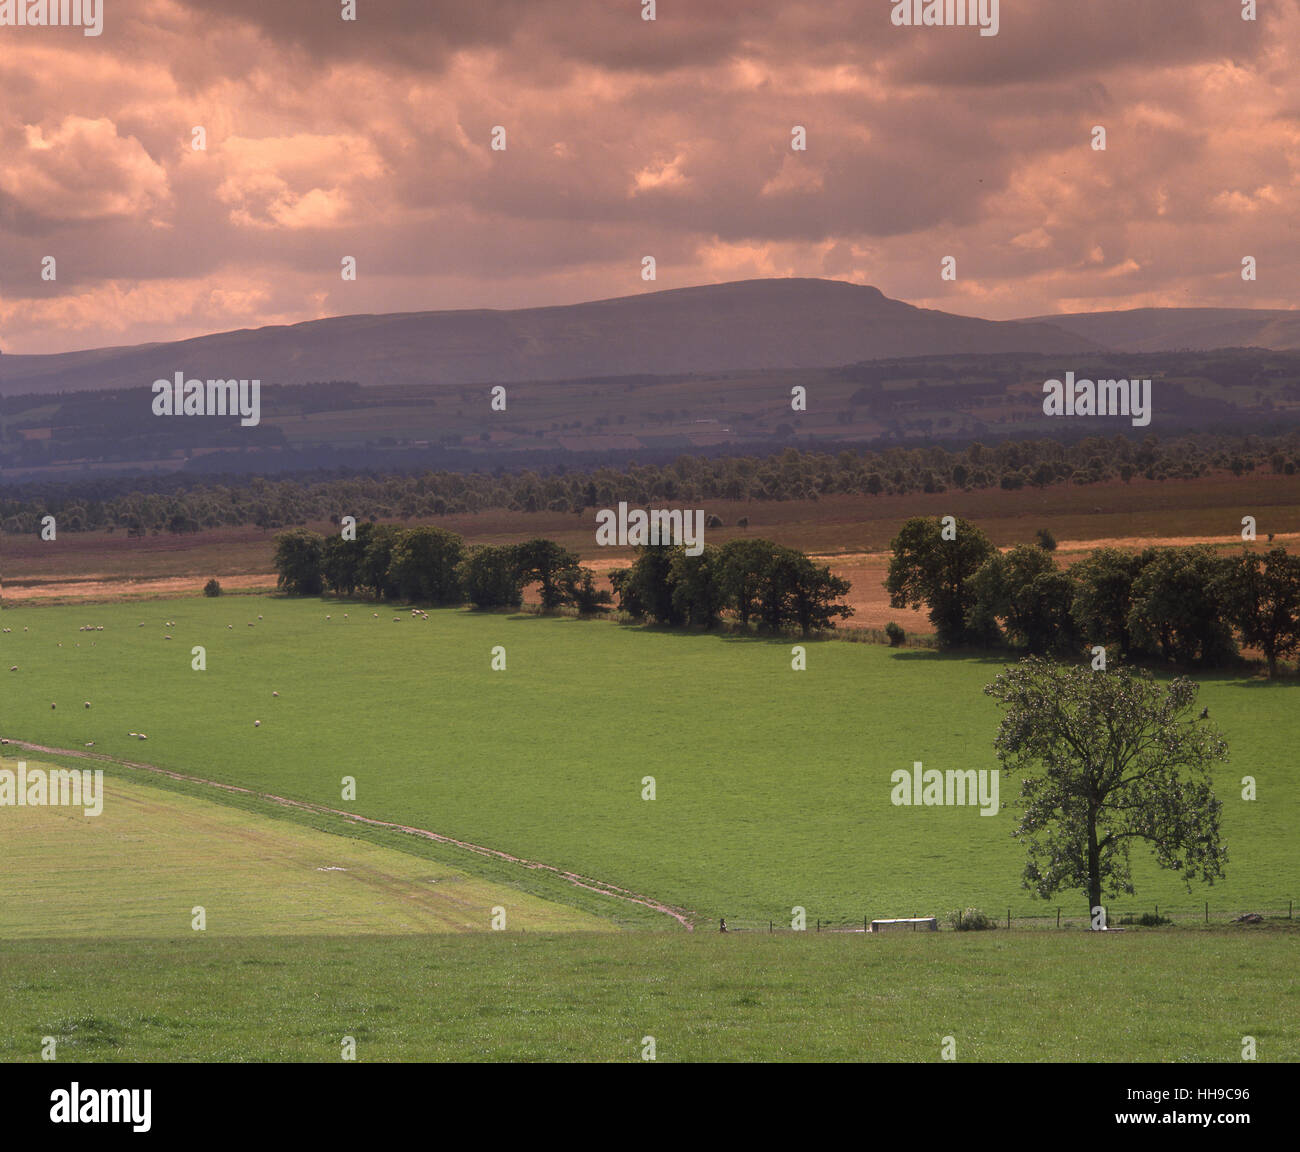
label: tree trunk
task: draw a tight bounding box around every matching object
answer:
[1087,812,1103,928]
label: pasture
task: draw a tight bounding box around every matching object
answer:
[0,762,608,939]
[1,596,1295,926]
[0,931,1294,1061]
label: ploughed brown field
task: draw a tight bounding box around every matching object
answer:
[5,471,1300,634]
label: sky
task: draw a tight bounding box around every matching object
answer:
[0,0,1297,354]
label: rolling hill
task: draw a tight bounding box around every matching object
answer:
[0,279,1104,396]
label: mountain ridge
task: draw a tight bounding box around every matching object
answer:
[1,278,1295,397]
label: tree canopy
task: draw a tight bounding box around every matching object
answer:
[984,657,1229,921]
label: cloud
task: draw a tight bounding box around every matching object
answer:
[0,116,169,223]
[0,0,1296,353]
[213,133,387,229]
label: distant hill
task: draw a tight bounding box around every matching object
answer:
[1019,307,1300,353]
[0,279,1104,397]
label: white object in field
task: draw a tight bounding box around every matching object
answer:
[871,917,938,933]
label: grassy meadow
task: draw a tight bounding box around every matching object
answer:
[1,596,1295,926]
[0,765,608,938]
[0,931,1293,1062]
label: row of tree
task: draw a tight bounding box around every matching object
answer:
[272,526,855,636]
[7,431,1300,535]
[887,518,1300,675]
[273,525,612,616]
[609,539,852,634]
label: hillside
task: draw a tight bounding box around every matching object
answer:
[1020,307,1300,353]
[0,279,1102,396]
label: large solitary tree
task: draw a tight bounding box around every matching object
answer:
[984,658,1229,922]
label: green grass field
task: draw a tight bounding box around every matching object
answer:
[2,596,1296,925]
[0,763,608,938]
[0,931,1294,1062]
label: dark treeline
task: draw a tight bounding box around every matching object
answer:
[887,517,1300,676]
[273,525,853,638]
[5,431,1300,535]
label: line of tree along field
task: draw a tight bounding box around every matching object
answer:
[272,525,853,637]
[887,517,1300,676]
[5,431,1300,534]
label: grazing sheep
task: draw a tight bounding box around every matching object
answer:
[84,701,91,709]
[258,615,263,620]
[85,742,95,748]
[8,666,16,672]
[227,625,233,630]
[272,691,279,698]
[254,720,261,727]
[138,734,148,740]
[51,703,56,709]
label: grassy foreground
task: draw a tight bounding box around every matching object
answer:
[0,930,1294,1062]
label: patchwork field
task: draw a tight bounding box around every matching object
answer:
[1,597,1295,926]
[7,472,1300,637]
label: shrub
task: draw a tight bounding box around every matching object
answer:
[705,514,725,529]
[948,907,995,931]
[884,621,905,647]
[1035,527,1057,551]
[203,578,222,598]
[1119,912,1171,927]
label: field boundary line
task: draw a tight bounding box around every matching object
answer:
[4,739,696,930]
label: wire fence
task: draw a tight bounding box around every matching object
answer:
[711,900,1296,934]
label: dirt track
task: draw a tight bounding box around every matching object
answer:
[1,738,696,931]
